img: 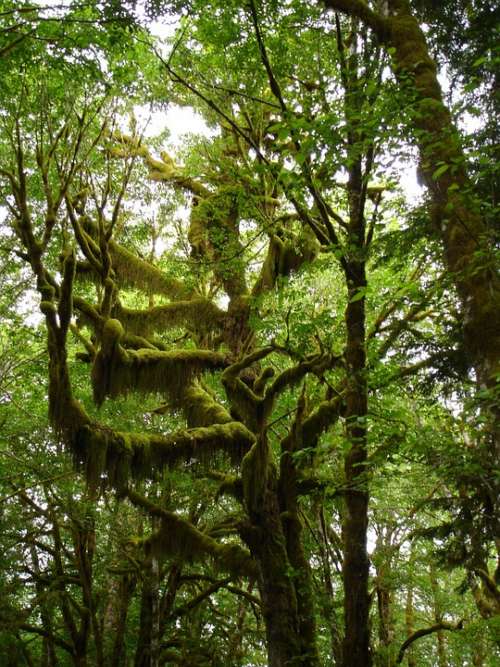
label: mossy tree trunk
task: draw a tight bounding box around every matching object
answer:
[323,0,500,417]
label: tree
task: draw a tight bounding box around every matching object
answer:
[0,1,498,666]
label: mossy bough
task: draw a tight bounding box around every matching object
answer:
[73,418,254,491]
[126,489,257,577]
[91,318,229,405]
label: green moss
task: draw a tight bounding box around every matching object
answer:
[183,382,234,427]
[91,327,228,406]
[127,490,256,576]
[40,301,57,316]
[241,437,270,514]
[254,367,275,395]
[115,298,226,338]
[109,242,191,300]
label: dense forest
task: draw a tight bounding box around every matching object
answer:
[0,1,498,665]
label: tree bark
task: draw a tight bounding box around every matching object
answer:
[243,473,319,667]
[323,0,500,394]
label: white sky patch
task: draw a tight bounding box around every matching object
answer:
[133,104,212,147]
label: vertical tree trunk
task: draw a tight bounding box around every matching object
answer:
[341,75,371,662]
[134,549,154,667]
[430,565,448,667]
[342,261,370,667]
[29,544,58,666]
[404,582,417,667]
[103,573,136,667]
[243,476,319,667]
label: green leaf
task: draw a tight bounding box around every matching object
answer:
[432,163,449,180]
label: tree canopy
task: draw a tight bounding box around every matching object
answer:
[0,1,498,666]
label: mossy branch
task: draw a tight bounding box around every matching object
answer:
[264,353,338,404]
[78,215,190,299]
[91,319,229,405]
[111,131,210,198]
[57,246,76,338]
[114,298,226,338]
[301,395,344,449]
[126,489,257,577]
[322,0,388,38]
[183,382,234,427]
[73,418,254,491]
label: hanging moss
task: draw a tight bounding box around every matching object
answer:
[153,515,256,576]
[183,382,234,427]
[91,319,229,405]
[74,418,253,492]
[114,298,226,338]
[241,436,271,514]
[253,227,320,295]
[127,489,257,577]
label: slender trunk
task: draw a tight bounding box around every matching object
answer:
[405,583,416,667]
[341,107,371,663]
[316,502,343,665]
[103,573,136,667]
[134,549,154,667]
[279,415,320,667]
[73,517,103,667]
[342,263,370,667]
[29,544,58,666]
[430,566,447,667]
[324,0,500,397]
[226,582,255,665]
[150,551,160,667]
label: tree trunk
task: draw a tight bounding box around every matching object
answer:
[342,262,371,667]
[405,582,416,667]
[134,549,155,667]
[243,477,319,667]
[430,565,448,667]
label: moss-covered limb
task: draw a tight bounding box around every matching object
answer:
[73,419,254,490]
[57,246,76,338]
[73,295,104,330]
[73,298,165,353]
[113,298,227,338]
[254,367,275,395]
[183,382,234,427]
[224,345,275,379]
[473,569,500,608]
[71,325,96,363]
[241,435,272,515]
[125,489,257,577]
[301,394,344,450]
[18,624,75,656]
[108,240,192,300]
[91,318,229,405]
[221,347,275,428]
[207,472,245,504]
[66,204,103,275]
[170,577,233,619]
[189,187,249,300]
[264,353,340,407]
[111,131,210,199]
[323,0,388,37]
[252,228,320,296]
[376,304,435,360]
